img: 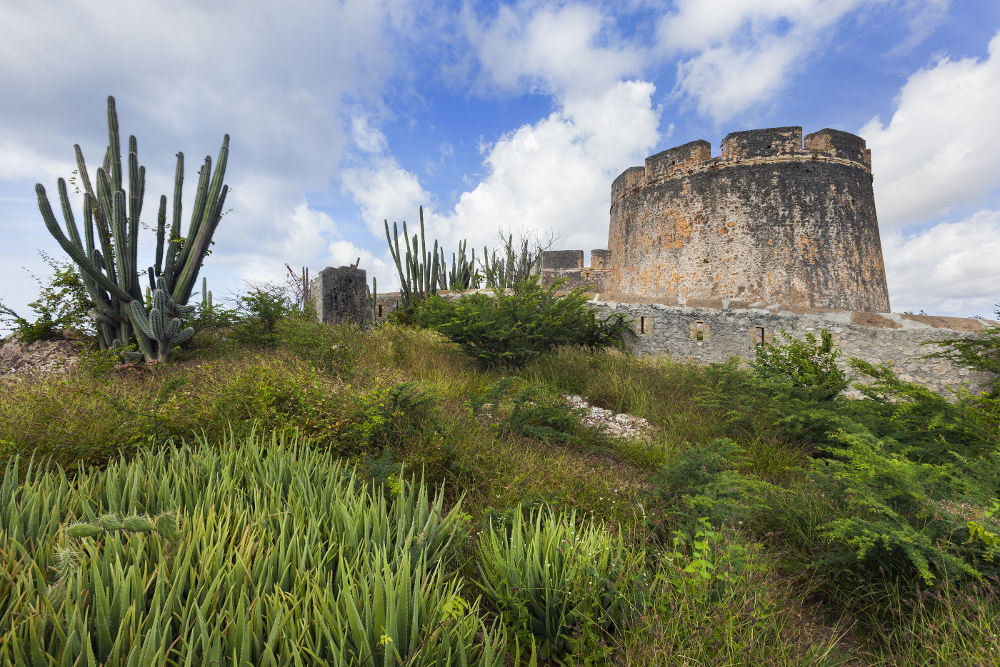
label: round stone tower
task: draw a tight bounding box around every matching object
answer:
[606,127,890,312]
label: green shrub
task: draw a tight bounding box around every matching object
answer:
[0,254,94,343]
[228,285,300,347]
[477,507,647,661]
[752,328,847,401]
[415,277,632,368]
[471,377,613,451]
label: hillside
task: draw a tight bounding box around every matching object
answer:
[2,305,999,665]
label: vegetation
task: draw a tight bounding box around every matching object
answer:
[0,253,93,342]
[34,95,229,363]
[2,276,999,664]
[415,277,632,367]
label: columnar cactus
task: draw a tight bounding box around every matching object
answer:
[35,95,229,363]
[128,278,196,363]
[384,206,479,309]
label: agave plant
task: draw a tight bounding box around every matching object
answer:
[35,95,229,363]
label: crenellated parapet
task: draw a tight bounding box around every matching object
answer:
[605,126,890,312]
[611,127,874,207]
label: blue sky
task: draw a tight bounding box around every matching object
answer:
[2,0,1000,325]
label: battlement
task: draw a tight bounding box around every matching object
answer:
[536,249,611,291]
[611,126,872,205]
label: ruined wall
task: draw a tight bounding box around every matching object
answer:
[607,127,890,312]
[536,250,611,291]
[592,299,995,395]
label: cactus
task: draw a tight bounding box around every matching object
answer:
[384,206,479,309]
[65,513,163,539]
[368,276,378,320]
[35,95,229,363]
[128,278,195,363]
[201,276,213,311]
[481,234,540,289]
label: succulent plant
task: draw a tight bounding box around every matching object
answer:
[35,95,229,363]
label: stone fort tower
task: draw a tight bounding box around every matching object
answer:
[578,126,890,312]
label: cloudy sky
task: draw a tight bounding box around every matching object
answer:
[2,0,999,323]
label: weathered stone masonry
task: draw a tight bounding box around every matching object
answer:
[591,299,997,395]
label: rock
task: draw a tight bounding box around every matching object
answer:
[563,394,652,441]
[0,333,85,376]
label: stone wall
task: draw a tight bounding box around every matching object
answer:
[590,299,996,395]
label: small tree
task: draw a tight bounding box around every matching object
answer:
[415,277,632,368]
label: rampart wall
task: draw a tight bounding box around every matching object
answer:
[591,299,996,395]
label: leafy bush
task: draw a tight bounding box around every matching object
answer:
[0,430,504,664]
[477,507,646,660]
[228,285,300,347]
[752,328,847,401]
[0,254,93,342]
[415,277,632,368]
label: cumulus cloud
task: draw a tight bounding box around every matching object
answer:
[883,210,1000,317]
[862,29,1000,228]
[468,2,644,101]
[343,2,662,281]
[658,0,952,124]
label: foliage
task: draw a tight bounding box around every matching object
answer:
[752,328,847,400]
[228,285,300,347]
[34,95,230,362]
[416,277,633,368]
[925,305,1000,395]
[0,431,504,665]
[477,507,646,661]
[471,377,613,451]
[0,254,94,342]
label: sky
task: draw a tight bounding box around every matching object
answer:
[2,0,1000,325]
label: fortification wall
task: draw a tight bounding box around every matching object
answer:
[607,127,890,312]
[536,249,611,292]
[591,299,996,395]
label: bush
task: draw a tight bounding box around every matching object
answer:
[752,328,847,401]
[0,254,94,342]
[228,285,300,347]
[471,377,613,451]
[415,277,632,368]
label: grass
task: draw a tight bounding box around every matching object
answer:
[2,318,997,664]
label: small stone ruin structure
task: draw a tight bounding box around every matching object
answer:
[310,266,372,325]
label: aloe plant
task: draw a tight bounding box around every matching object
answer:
[35,95,229,363]
[0,430,504,664]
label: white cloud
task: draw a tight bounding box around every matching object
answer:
[341,157,430,238]
[659,0,871,123]
[884,210,1000,317]
[862,29,1000,228]
[469,3,644,100]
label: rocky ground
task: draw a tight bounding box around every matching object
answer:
[563,394,652,441]
[0,334,84,376]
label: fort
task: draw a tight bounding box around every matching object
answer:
[343,126,995,394]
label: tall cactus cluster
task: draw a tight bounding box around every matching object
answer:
[384,206,479,310]
[35,96,229,363]
[481,233,540,289]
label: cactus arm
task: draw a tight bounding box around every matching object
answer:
[35,184,132,302]
[175,156,211,273]
[163,153,184,292]
[107,97,122,192]
[172,183,227,304]
[154,195,166,276]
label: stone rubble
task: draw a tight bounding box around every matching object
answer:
[0,334,84,377]
[563,394,652,441]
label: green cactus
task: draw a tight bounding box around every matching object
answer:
[66,513,160,539]
[384,206,479,309]
[35,95,229,363]
[128,278,195,363]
